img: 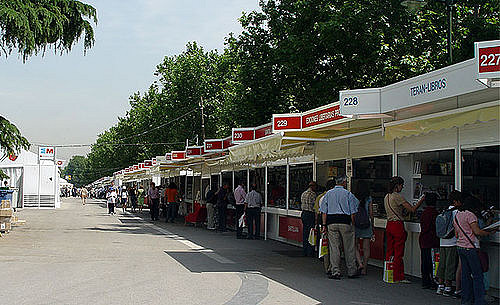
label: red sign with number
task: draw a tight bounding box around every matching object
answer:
[186,147,202,156]
[172,151,186,160]
[302,104,344,129]
[255,124,272,139]
[278,216,303,242]
[232,129,254,142]
[204,139,223,151]
[478,46,500,73]
[273,115,302,131]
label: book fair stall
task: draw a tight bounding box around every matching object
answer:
[99,40,499,289]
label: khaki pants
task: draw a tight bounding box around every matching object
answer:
[327,223,357,276]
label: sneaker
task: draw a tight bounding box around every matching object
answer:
[442,287,453,296]
[436,285,444,295]
[453,290,461,299]
[328,273,341,280]
[397,279,411,284]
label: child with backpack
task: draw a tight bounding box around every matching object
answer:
[436,190,461,296]
[419,192,439,289]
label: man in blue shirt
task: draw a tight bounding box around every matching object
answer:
[320,175,360,279]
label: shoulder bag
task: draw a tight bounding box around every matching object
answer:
[386,193,403,222]
[454,215,489,272]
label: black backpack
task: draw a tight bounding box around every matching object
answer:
[354,200,370,229]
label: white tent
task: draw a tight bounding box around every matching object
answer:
[0,150,60,209]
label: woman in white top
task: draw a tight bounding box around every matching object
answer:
[121,186,128,212]
[106,184,117,215]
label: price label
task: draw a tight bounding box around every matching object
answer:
[478,46,500,73]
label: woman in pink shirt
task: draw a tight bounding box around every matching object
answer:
[453,195,495,305]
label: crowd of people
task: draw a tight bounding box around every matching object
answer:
[74,175,497,304]
[298,175,497,305]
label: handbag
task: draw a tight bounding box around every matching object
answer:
[318,233,329,258]
[238,213,247,228]
[454,215,489,272]
[383,257,395,283]
[308,228,317,246]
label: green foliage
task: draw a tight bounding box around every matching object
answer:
[60,155,90,187]
[0,0,97,62]
[82,0,498,183]
[0,116,30,157]
[0,169,8,180]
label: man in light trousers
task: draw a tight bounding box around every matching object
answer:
[320,175,359,280]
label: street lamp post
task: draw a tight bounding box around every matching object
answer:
[401,0,457,64]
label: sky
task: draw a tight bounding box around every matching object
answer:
[0,0,260,163]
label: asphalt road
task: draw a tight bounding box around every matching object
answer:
[0,197,465,305]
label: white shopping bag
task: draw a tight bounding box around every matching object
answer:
[238,213,247,228]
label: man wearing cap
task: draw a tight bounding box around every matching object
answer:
[301,181,317,257]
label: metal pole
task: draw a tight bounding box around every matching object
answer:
[200,97,206,141]
[447,3,453,64]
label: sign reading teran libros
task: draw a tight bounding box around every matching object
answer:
[39,146,55,160]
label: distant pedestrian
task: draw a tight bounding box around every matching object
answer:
[419,192,439,289]
[106,184,117,215]
[165,182,179,223]
[216,182,229,232]
[81,188,88,205]
[384,176,425,283]
[148,182,160,220]
[128,185,137,213]
[233,181,246,239]
[244,184,262,240]
[137,185,145,212]
[354,180,374,276]
[319,175,359,280]
[205,187,217,230]
[121,186,128,213]
[301,181,317,257]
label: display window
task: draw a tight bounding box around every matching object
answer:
[316,160,346,192]
[249,168,265,197]
[234,170,247,187]
[178,176,186,198]
[210,174,219,191]
[222,171,232,189]
[201,178,210,200]
[352,155,392,218]
[186,176,194,199]
[462,145,499,210]
[398,150,454,220]
[289,163,313,210]
[267,166,286,208]
[193,175,201,200]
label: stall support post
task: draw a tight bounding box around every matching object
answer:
[455,127,462,191]
[392,139,398,176]
[264,163,268,241]
[185,174,188,200]
[286,158,290,211]
[219,163,222,187]
[200,167,204,203]
[232,165,235,190]
[312,145,317,182]
[246,166,250,189]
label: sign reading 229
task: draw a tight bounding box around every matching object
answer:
[343,96,358,106]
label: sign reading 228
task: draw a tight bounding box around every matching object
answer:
[343,96,358,106]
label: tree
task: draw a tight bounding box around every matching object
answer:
[0,0,97,62]
[0,116,29,158]
[61,155,89,187]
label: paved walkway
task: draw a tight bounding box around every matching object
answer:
[0,197,465,305]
